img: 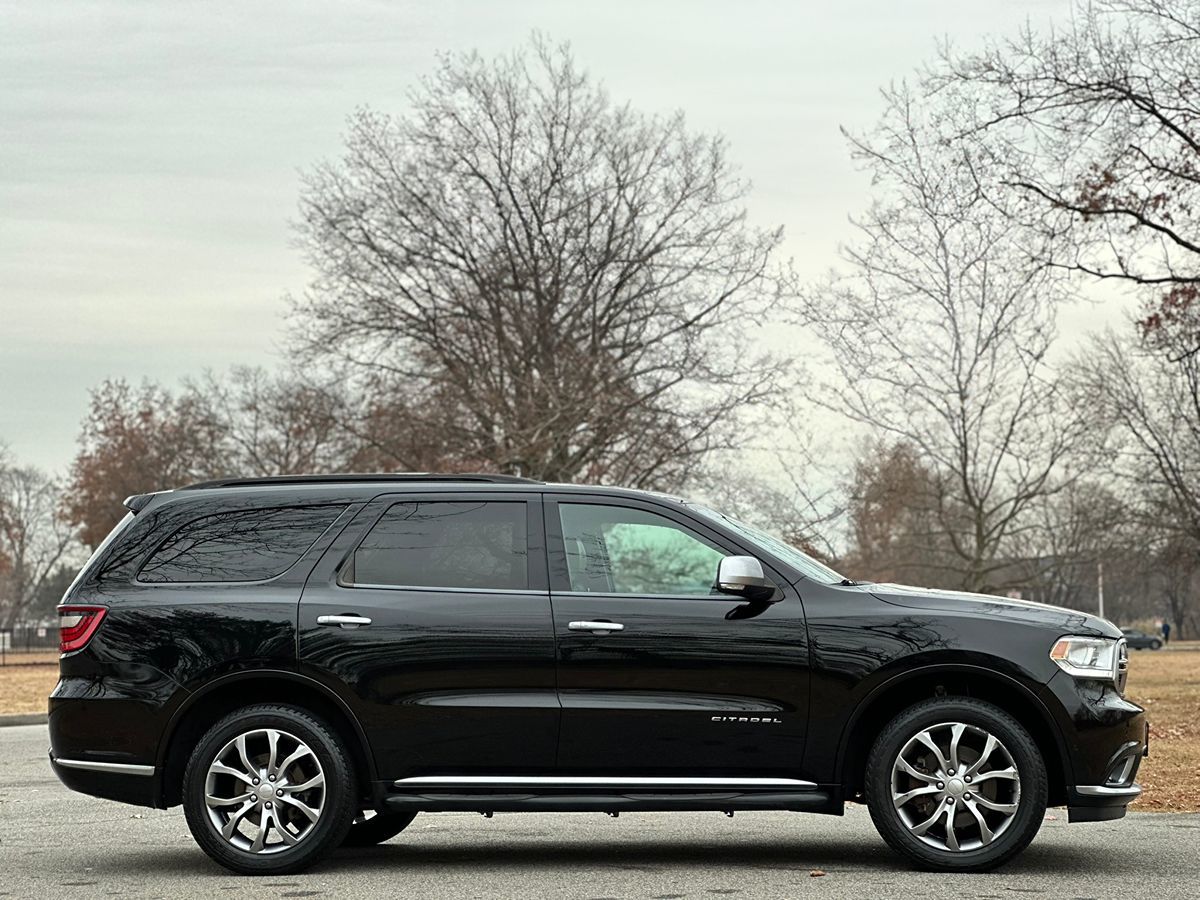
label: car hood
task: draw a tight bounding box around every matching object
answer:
[867,582,1120,638]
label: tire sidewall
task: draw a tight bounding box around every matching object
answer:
[865,698,1048,871]
[182,705,355,875]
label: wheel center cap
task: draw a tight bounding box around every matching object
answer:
[946,778,965,796]
[256,783,275,801]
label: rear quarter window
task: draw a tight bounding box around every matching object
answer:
[138,505,345,583]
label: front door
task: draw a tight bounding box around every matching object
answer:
[298,492,559,780]
[546,495,809,776]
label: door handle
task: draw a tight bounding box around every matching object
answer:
[316,614,372,629]
[568,620,624,633]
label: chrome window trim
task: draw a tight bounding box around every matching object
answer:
[53,757,155,777]
[393,775,817,788]
[552,591,728,600]
[343,583,546,595]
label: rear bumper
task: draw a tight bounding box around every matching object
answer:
[49,754,158,807]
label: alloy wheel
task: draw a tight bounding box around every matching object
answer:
[890,721,1021,852]
[203,728,326,854]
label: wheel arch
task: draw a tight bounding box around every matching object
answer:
[835,663,1071,807]
[155,669,377,809]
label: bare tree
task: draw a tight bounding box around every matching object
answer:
[65,380,230,547]
[291,37,787,489]
[800,87,1088,593]
[840,440,955,587]
[188,367,354,477]
[938,0,1200,347]
[693,458,843,563]
[1072,329,1200,635]
[1157,535,1200,638]
[0,449,78,628]
[66,372,370,547]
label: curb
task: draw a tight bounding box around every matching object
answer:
[0,713,47,727]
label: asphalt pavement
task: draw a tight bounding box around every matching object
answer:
[1,723,1196,899]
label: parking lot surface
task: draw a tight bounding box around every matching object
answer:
[2,724,1197,898]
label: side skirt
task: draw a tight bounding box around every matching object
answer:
[384,776,842,815]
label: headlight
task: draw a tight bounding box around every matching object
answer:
[1049,636,1122,682]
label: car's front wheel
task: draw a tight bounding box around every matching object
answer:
[1150,640,1163,650]
[182,704,356,875]
[865,697,1047,872]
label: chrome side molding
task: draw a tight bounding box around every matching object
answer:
[393,775,817,789]
[53,757,155,777]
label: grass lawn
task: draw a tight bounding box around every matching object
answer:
[3,644,1198,810]
[0,660,58,715]
[1125,644,1200,812]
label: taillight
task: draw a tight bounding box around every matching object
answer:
[59,605,108,654]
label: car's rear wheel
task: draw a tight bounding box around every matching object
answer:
[182,704,355,875]
[865,697,1047,872]
[342,809,417,847]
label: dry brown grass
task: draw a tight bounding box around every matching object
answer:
[2,646,1197,811]
[0,662,57,715]
[1125,645,1200,812]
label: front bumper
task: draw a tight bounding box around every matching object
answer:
[1067,782,1143,822]
[1048,673,1149,822]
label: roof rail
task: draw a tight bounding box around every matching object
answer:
[179,473,542,491]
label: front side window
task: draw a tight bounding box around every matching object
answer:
[558,503,727,595]
[139,505,345,583]
[350,501,528,590]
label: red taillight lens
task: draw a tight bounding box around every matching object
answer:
[59,605,108,654]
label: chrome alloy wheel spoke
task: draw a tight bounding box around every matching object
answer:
[204,728,325,855]
[890,721,1021,853]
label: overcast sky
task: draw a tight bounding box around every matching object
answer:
[2,0,1119,473]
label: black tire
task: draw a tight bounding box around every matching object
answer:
[1150,640,1162,650]
[182,704,356,875]
[342,810,417,847]
[864,697,1048,872]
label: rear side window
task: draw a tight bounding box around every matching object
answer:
[350,501,528,590]
[139,505,345,583]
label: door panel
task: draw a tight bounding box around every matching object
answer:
[298,493,559,780]
[547,496,809,776]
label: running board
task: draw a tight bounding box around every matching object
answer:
[385,776,839,815]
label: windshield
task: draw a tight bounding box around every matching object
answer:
[687,503,847,585]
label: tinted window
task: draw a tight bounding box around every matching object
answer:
[558,503,726,595]
[139,505,345,583]
[351,502,528,590]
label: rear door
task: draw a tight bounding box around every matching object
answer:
[298,491,559,779]
[546,494,809,776]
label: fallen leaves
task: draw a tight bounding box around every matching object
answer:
[1125,648,1200,812]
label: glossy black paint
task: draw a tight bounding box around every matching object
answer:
[296,493,559,779]
[48,478,1145,824]
[544,494,808,775]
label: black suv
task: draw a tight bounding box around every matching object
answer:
[49,474,1147,875]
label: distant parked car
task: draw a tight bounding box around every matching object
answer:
[1120,628,1163,650]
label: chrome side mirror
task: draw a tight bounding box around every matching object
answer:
[716,556,776,602]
